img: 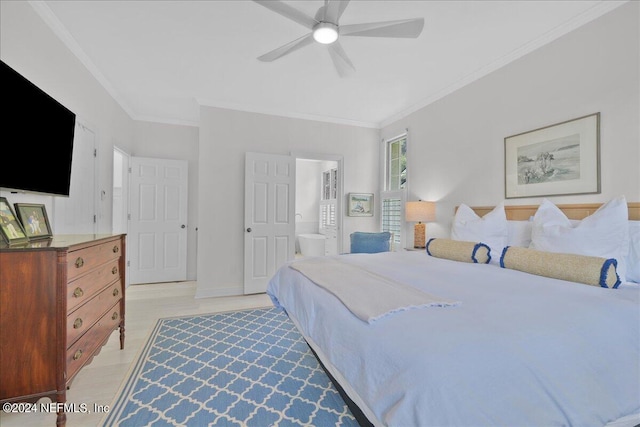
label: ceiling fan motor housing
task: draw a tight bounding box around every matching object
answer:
[313,22,339,44]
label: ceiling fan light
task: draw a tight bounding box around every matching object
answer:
[313,22,338,44]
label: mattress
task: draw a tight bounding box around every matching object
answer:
[267,251,640,427]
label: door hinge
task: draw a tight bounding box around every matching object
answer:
[127,260,130,267]
[128,213,131,220]
[93,214,97,223]
[94,148,97,157]
[128,167,132,173]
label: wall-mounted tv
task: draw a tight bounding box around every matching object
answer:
[1,60,76,197]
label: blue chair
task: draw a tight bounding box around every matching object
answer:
[350,232,392,254]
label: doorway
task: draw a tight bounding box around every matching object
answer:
[113,147,130,286]
[293,153,343,257]
[53,121,97,234]
[112,147,129,235]
[128,156,188,285]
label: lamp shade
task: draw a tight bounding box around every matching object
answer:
[405,201,436,223]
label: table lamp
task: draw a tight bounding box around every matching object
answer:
[406,201,436,248]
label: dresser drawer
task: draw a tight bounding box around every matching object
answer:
[67,239,122,281]
[67,259,121,312]
[67,281,122,346]
[66,304,121,381]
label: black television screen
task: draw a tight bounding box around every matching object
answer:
[1,60,76,196]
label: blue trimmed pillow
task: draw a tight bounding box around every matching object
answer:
[426,238,491,264]
[350,232,391,254]
[500,246,621,289]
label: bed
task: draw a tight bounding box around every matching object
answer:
[267,201,640,427]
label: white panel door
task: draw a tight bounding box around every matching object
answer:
[129,157,188,284]
[53,122,97,234]
[244,153,295,294]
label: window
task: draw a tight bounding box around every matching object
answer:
[381,133,408,249]
[320,167,337,229]
[387,136,407,191]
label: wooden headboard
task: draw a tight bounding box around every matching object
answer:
[467,202,640,221]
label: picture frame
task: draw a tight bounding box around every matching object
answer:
[0,197,29,245]
[505,113,600,199]
[348,193,374,217]
[14,203,53,240]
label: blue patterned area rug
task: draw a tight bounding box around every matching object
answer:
[103,307,357,426]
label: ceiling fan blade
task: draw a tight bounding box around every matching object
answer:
[328,41,355,77]
[324,0,350,24]
[258,33,314,62]
[340,18,424,38]
[252,0,318,29]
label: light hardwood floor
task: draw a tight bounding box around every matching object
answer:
[0,281,272,427]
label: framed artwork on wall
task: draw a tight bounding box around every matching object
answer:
[504,113,600,199]
[348,193,374,217]
[0,197,29,245]
[14,203,53,240]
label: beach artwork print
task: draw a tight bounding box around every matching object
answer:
[517,133,580,185]
[505,113,599,199]
[348,193,373,217]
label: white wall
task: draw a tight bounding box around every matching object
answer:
[295,159,322,237]
[0,3,202,281]
[0,1,135,234]
[382,1,640,241]
[197,107,380,297]
[133,121,200,280]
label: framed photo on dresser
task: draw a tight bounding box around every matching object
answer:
[14,203,53,240]
[0,197,29,245]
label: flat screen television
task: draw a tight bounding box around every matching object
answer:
[1,60,76,196]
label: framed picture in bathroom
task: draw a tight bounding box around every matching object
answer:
[348,193,373,217]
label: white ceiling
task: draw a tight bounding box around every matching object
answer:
[33,1,625,128]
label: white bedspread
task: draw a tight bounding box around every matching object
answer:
[290,257,459,323]
[268,251,640,427]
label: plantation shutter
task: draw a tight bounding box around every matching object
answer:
[382,197,403,249]
[381,133,408,250]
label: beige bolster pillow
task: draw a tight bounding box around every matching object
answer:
[426,238,491,264]
[500,246,621,288]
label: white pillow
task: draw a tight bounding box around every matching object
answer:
[626,221,640,283]
[507,220,533,247]
[451,202,507,265]
[530,196,630,282]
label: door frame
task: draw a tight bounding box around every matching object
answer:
[291,152,344,254]
[112,146,130,287]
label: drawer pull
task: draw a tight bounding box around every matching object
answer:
[73,287,84,298]
[113,288,120,297]
[73,350,83,360]
[112,312,119,321]
[73,318,83,329]
[75,257,84,268]
[112,266,118,275]
[112,245,119,254]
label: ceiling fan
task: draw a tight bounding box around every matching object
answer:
[253,0,424,77]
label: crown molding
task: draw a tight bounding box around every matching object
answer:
[134,114,200,128]
[197,98,380,129]
[30,0,626,131]
[379,0,628,129]
[28,1,138,120]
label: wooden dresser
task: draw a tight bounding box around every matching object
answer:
[0,234,126,426]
